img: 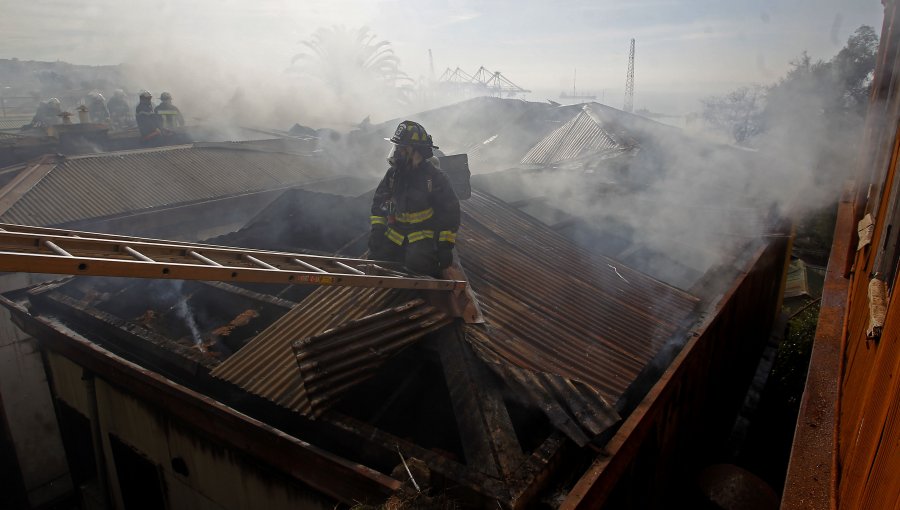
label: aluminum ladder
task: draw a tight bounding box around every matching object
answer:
[0,223,465,291]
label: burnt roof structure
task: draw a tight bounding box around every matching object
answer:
[0,97,790,508]
[6,183,700,505]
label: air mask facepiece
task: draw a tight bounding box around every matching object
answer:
[388,145,413,169]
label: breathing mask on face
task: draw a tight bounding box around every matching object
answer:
[388,145,412,169]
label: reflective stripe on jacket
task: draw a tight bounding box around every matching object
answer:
[155,103,184,129]
[371,159,460,246]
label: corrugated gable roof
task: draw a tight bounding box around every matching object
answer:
[520,106,625,166]
[0,145,336,226]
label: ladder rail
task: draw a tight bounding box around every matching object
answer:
[0,224,465,292]
[0,222,386,267]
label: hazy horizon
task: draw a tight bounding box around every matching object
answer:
[0,0,884,118]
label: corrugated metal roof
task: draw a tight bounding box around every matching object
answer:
[213,188,698,423]
[210,286,420,410]
[290,298,452,417]
[0,117,30,131]
[460,190,700,404]
[520,106,626,166]
[473,348,620,447]
[0,145,336,226]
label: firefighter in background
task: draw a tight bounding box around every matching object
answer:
[29,97,61,128]
[86,91,110,124]
[135,90,161,141]
[155,92,185,129]
[369,121,460,276]
[107,89,132,129]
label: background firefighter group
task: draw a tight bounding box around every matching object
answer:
[28,90,185,139]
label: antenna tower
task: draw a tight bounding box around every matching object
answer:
[428,49,435,83]
[624,38,635,112]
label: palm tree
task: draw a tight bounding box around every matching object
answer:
[290,26,414,106]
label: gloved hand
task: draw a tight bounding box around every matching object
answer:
[368,226,386,254]
[437,241,454,269]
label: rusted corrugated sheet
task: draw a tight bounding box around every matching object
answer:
[210,286,419,410]
[460,190,699,404]
[520,106,624,166]
[214,189,698,424]
[472,341,620,447]
[561,233,789,509]
[211,186,697,445]
[291,299,452,417]
[0,145,334,226]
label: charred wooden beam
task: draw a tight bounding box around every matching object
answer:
[433,329,524,480]
[36,292,214,374]
[324,411,510,504]
[198,280,298,309]
[507,432,570,510]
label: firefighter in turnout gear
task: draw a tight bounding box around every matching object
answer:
[135,90,161,140]
[86,91,110,124]
[369,121,460,277]
[30,98,61,128]
[107,89,132,129]
[155,91,185,129]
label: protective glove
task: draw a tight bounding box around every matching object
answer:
[437,241,454,269]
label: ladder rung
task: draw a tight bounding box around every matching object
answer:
[43,240,72,257]
[123,245,154,262]
[243,254,277,270]
[290,257,327,273]
[333,261,365,275]
[188,250,222,267]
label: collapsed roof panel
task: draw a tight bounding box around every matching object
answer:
[211,286,421,410]
[210,186,696,440]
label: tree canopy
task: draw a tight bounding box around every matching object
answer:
[702,25,879,146]
[290,26,414,111]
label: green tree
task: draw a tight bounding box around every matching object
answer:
[701,25,878,145]
[833,25,879,110]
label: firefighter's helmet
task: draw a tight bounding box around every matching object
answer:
[47,98,60,106]
[139,90,152,100]
[160,92,172,101]
[385,120,439,149]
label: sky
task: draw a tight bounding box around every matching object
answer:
[0,0,886,115]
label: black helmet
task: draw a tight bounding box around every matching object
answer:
[386,120,439,149]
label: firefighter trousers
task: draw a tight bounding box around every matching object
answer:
[369,236,440,277]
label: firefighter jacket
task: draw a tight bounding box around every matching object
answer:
[135,101,159,136]
[155,102,185,129]
[88,97,110,124]
[371,159,460,246]
[107,97,131,127]
[31,103,60,128]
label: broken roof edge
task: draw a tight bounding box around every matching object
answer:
[560,219,791,509]
[465,331,622,447]
[0,293,403,504]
